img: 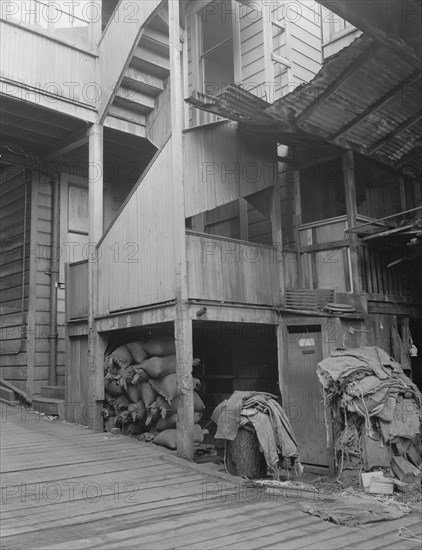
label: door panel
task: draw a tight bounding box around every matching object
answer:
[285,325,332,469]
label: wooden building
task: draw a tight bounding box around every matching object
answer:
[1,0,421,471]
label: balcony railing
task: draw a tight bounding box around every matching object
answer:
[1,0,95,49]
[186,231,281,306]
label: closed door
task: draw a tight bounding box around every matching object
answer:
[285,325,332,470]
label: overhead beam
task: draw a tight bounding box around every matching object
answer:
[367,112,422,155]
[44,126,90,160]
[331,71,421,140]
[296,43,379,126]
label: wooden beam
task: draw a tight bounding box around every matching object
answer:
[87,123,104,432]
[296,43,379,127]
[342,150,361,294]
[169,0,194,461]
[44,127,89,161]
[367,112,422,155]
[331,72,421,140]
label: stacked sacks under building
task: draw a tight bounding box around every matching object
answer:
[102,335,205,450]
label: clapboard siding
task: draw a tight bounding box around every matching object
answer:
[96,138,176,316]
[240,7,265,94]
[0,169,29,383]
[290,1,322,85]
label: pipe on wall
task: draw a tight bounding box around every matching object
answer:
[48,175,60,386]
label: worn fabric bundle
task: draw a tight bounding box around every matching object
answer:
[212,391,299,477]
[317,346,422,472]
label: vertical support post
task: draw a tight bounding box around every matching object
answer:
[239,198,249,241]
[292,161,303,286]
[271,170,284,303]
[276,318,287,405]
[342,150,361,294]
[87,123,104,431]
[169,0,194,460]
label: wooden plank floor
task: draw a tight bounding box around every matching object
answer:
[1,405,421,550]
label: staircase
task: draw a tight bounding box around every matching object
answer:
[108,4,171,146]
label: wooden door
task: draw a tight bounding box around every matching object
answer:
[285,325,333,472]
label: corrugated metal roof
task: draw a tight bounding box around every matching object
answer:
[187,34,421,174]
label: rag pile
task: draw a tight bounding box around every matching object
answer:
[317,346,422,471]
[212,391,299,477]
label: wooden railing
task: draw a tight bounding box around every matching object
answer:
[95,138,176,316]
[66,260,88,320]
[186,231,280,305]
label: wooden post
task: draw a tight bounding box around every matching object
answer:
[271,173,284,303]
[169,0,194,460]
[87,123,104,432]
[276,319,287,406]
[342,150,362,294]
[292,161,303,286]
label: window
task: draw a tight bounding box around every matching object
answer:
[200,0,235,95]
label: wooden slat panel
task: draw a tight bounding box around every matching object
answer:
[186,233,279,305]
[184,122,277,218]
[96,139,176,316]
[67,261,89,320]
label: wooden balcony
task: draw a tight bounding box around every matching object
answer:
[186,231,281,306]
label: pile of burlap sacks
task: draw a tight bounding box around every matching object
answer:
[103,335,204,450]
[317,346,422,474]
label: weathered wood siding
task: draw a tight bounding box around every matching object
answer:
[30,174,66,392]
[186,232,280,305]
[288,1,322,86]
[0,167,29,390]
[96,139,176,316]
[240,4,265,96]
[184,122,277,218]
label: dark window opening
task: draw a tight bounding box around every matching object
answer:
[300,158,345,224]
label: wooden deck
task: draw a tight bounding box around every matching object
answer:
[1,405,421,550]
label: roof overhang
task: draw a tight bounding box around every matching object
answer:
[187,34,421,176]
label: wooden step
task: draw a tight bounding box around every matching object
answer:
[115,86,156,113]
[132,46,170,78]
[141,27,169,57]
[40,385,65,400]
[32,396,65,418]
[123,67,165,96]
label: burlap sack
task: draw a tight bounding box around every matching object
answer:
[126,341,148,363]
[142,336,176,357]
[141,355,177,379]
